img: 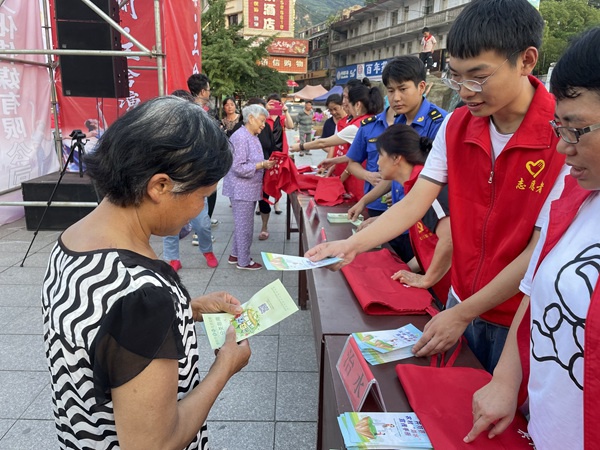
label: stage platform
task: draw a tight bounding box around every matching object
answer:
[21,171,98,231]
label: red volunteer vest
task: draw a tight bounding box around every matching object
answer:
[404,165,451,305]
[445,76,565,326]
[337,114,371,201]
[516,176,600,448]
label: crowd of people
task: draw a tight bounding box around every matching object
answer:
[40,0,600,447]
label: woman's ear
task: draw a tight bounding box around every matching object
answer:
[146,173,171,203]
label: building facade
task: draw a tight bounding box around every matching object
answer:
[328,0,470,85]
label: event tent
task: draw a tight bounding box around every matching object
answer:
[294,84,328,100]
[313,85,343,102]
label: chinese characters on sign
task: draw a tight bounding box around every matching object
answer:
[247,0,290,33]
[259,56,307,74]
[267,38,308,56]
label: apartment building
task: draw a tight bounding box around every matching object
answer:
[329,0,470,85]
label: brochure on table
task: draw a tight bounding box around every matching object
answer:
[203,280,298,349]
[353,324,423,365]
[337,412,433,449]
[261,252,342,271]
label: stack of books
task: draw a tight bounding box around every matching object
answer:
[352,324,423,365]
[338,412,432,449]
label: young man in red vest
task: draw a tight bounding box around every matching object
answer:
[306,0,567,373]
[466,26,600,449]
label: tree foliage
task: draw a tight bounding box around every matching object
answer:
[201,0,288,102]
[537,0,600,73]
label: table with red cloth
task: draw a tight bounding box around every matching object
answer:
[297,199,484,449]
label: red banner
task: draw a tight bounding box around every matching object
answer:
[246,0,290,32]
[0,0,58,194]
[260,56,307,74]
[267,38,308,56]
[50,0,202,171]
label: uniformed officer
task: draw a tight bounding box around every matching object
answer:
[347,56,446,262]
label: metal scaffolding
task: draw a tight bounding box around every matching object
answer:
[0,0,165,205]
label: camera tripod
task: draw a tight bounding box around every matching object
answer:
[20,130,91,267]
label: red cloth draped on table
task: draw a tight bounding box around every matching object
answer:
[262,151,300,202]
[296,174,347,206]
[395,365,533,449]
[340,249,436,315]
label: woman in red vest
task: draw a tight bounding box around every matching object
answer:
[370,124,452,305]
[466,27,600,449]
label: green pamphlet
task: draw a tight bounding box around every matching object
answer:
[203,279,299,349]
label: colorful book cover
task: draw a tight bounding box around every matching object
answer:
[203,280,299,349]
[353,325,423,354]
[338,412,432,449]
[261,252,342,271]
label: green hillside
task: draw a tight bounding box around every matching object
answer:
[295,0,361,30]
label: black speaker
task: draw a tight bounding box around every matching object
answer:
[55,0,119,22]
[55,0,129,98]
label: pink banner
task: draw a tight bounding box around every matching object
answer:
[0,0,58,224]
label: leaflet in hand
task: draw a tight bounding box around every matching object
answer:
[327,212,363,226]
[203,280,298,349]
[352,324,423,365]
[337,412,432,449]
[261,252,342,271]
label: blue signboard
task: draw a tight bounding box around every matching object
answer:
[335,59,389,84]
[335,64,357,84]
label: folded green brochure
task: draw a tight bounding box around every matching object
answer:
[203,279,299,349]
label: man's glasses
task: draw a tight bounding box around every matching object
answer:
[442,58,509,93]
[550,120,600,144]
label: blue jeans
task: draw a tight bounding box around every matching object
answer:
[163,200,212,259]
[446,290,509,374]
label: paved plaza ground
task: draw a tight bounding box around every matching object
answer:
[0,185,320,449]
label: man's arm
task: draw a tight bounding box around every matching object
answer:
[306,177,442,266]
[412,228,541,357]
[465,295,529,442]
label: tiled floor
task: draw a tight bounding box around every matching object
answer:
[0,185,320,449]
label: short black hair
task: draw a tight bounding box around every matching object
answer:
[376,124,432,166]
[422,27,429,33]
[551,27,600,101]
[187,74,210,97]
[345,78,370,90]
[326,94,343,107]
[246,97,266,107]
[382,56,426,87]
[447,0,543,65]
[171,89,194,102]
[266,93,282,102]
[305,100,312,105]
[85,96,232,207]
[348,84,384,115]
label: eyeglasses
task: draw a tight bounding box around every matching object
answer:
[442,58,509,92]
[550,120,600,144]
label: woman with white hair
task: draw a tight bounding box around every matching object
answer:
[223,104,276,270]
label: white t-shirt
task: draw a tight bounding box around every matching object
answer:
[519,191,600,450]
[421,113,568,229]
[336,124,359,144]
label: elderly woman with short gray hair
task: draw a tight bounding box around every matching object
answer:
[223,104,276,270]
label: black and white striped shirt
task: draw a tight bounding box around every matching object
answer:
[42,238,207,449]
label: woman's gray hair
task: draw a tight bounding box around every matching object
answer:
[242,104,269,124]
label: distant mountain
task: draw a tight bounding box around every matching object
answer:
[295,0,361,31]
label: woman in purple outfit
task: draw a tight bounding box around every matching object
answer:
[223,104,276,270]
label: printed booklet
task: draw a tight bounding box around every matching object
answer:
[261,252,342,271]
[338,412,432,449]
[352,324,423,365]
[203,280,298,349]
